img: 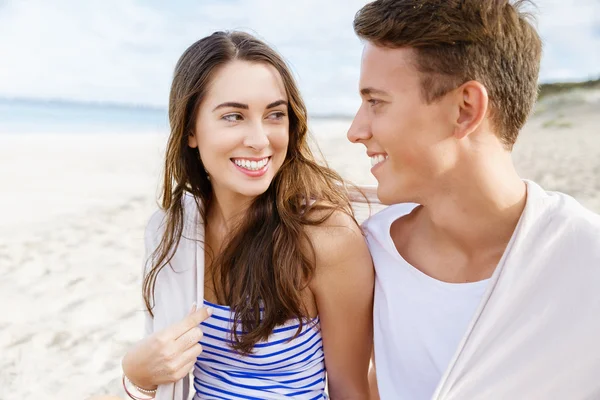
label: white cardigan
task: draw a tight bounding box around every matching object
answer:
[142,181,600,399]
[143,194,204,400]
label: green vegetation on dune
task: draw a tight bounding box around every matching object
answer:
[538,78,600,99]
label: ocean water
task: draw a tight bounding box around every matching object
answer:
[0,98,353,136]
[0,98,170,134]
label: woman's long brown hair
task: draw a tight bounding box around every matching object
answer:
[143,31,357,354]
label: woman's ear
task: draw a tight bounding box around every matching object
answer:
[188,130,198,148]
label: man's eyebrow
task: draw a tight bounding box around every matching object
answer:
[360,87,390,97]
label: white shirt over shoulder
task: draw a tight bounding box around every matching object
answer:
[363,180,600,400]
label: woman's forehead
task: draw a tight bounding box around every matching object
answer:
[205,61,288,109]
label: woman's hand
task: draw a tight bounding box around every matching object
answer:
[122,305,212,390]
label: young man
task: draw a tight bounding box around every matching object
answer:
[348,1,600,399]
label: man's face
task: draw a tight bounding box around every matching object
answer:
[347,43,460,205]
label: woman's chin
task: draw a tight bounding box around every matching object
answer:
[233,181,273,199]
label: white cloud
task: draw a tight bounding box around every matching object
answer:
[0,0,173,104]
[536,0,600,81]
[0,0,597,114]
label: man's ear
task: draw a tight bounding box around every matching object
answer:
[452,80,489,140]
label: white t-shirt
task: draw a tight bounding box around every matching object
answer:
[363,204,490,400]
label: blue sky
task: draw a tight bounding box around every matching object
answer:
[0,0,598,114]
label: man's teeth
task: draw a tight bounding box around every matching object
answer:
[233,158,269,171]
[370,154,388,167]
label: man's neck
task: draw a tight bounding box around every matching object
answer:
[420,161,527,255]
[392,152,527,283]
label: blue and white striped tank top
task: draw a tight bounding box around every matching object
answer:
[193,300,327,400]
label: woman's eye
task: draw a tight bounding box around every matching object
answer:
[368,99,380,106]
[223,113,243,122]
[267,112,286,120]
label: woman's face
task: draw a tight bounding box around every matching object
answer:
[189,60,290,202]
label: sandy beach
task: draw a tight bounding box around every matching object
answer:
[0,90,599,399]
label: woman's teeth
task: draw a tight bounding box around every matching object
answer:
[233,157,269,171]
[370,154,388,167]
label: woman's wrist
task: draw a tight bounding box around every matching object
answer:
[122,351,158,391]
[122,374,157,400]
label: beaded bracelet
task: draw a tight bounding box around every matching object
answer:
[122,374,157,400]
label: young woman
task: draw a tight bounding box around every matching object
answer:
[121,31,374,400]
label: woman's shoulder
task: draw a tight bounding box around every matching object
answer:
[144,208,167,248]
[143,193,202,277]
[304,206,373,293]
[144,193,202,246]
[304,206,366,263]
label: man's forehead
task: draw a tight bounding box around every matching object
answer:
[361,43,416,70]
[359,43,419,88]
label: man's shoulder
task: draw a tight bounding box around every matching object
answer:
[527,181,600,257]
[362,203,418,238]
[535,184,600,236]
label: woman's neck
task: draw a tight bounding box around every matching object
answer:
[206,186,254,234]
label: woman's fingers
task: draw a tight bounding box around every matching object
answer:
[170,306,212,340]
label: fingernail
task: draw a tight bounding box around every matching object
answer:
[191,302,197,312]
[206,307,213,316]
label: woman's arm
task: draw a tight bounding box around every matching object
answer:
[308,210,374,399]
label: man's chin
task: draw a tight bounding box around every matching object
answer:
[376,182,413,205]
